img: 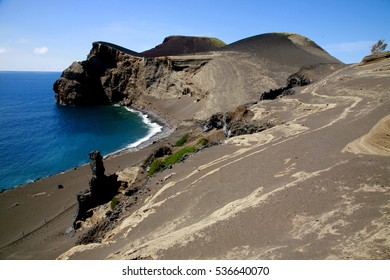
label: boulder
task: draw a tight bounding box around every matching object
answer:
[287,72,311,87]
[201,105,273,138]
[201,113,225,132]
[225,121,270,138]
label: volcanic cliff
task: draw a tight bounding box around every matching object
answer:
[54,33,342,119]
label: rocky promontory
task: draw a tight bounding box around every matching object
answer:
[53,37,223,107]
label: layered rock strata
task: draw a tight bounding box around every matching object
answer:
[54,41,211,107]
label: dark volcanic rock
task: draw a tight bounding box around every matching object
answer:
[89,150,105,178]
[202,105,273,138]
[288,63,345,85]
[201,113,225,132]
[260,86,296,100]
[226,121,270,138]
[142,146,172,169]
[54,43,130,106]
[287,72,311,87]
[225,105,272,137]
[54,41,210,106]
[260,63,345,100]
[73,150,120,229]
[54,42,137,106]
[54,58,110,106]
[75,219,112,245]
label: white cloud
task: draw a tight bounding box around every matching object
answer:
[0,47,6,54]
[34,46,49,54]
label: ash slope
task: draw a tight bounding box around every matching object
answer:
[58,55,390,259]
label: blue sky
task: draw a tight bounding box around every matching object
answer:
[0,0,389,71]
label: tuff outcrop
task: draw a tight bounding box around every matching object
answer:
[54,41,211,107]
[73,151,120,229]
[54,43,137,105]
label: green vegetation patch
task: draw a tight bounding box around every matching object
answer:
[164,146,197,166]
[110,196,119,210]
[175,133,190,147]
[148,158,165,176]
[148,146,197,176]
[197,137,209,146]
[208,37,227,48]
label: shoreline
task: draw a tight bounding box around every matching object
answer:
[106,106,176,157]
[1,105,175,193]
[0,103,179,253]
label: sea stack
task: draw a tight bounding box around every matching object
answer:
[89,151,105,179]
[73,151,119,229]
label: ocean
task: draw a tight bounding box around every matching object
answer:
[0,71,161,190]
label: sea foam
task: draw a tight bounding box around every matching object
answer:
[124,107,163,148]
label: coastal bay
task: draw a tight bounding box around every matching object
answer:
[0,71,163,190]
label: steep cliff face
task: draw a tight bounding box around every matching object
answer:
[54,42,129,105]
[54,33,343,119]
[54,41,211,106]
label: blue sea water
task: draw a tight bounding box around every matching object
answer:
[0,71,160,190]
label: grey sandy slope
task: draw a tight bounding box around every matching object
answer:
[59,55,390,260]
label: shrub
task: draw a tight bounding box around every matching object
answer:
[371,40,387,54]
[148,146,197,176]
[148,158,165,176]
[164,146,197,166]
[110,196,119,210]
[197,137,209,146]
[175,133,189,147]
